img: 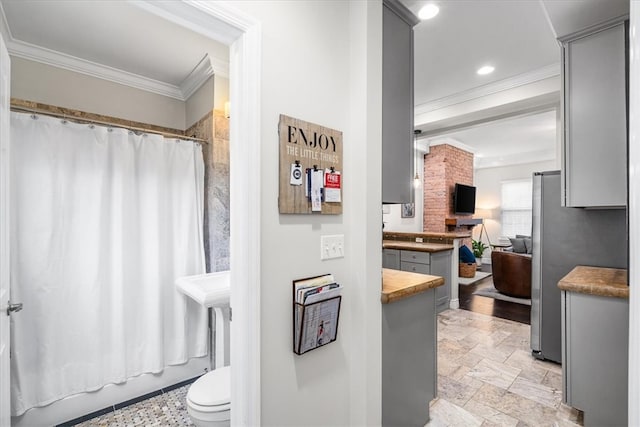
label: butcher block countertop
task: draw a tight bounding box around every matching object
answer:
[558,266,628,299]
[382,240,453,253]
[382,268,444,304]
[383,231,471,240]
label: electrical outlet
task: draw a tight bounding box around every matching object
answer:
[320,234,345,260]
[415,237,424,243]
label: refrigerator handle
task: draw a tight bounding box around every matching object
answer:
[530,173,543,357]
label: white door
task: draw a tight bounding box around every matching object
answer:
[0,31,12,426]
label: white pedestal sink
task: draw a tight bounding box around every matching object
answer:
[176,271,230,370]
[176,271,230,308]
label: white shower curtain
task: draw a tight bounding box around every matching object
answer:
[9,112,208,416]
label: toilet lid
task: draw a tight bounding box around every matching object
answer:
[188,366,230,407]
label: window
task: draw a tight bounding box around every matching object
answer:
[501,179,532,237]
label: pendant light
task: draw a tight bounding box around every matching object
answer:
[413,129,422,188]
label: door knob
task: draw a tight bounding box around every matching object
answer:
[7,301,23,316]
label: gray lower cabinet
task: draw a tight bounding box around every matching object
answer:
[382,288,436,426]
[384,248,451,313]
[430,251,452,313]
[562,291,628,426]
[382,248,400,270]
[561,18,627,207]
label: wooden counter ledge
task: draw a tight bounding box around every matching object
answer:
[382,240,453,253]
[558,266,628,299]
[382,268,444,304]
[383,231,471,240]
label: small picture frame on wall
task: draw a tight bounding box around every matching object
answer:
[401,203,415,218]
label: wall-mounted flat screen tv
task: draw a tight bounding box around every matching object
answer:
[453,183,476,215]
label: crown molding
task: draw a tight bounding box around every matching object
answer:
[5,36,229,101]
[428,137,476,154]
[426,137,476,154]
[383,0,420,27]
[7,38,186,100]
[208,54,229,79]
[415,63,561,116]
[1,1,229,101]
[180,54,214,100]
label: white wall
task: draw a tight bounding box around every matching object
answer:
[214,75,229,112]
[10,57,186,130]
[473,160,556,245]
[230,1,382,425]
[386,158,556,242]
[347,3,383,424]
[9,4,384,424]
[384,155,557,240]
[185,76,214,128]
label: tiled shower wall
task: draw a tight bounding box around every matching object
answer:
[186,110,230,272]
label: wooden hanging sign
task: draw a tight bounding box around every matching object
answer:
[278,114,343,214]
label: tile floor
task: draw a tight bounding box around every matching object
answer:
[70,385,193,426]
[73,308,582,426]
[428,309,582,427]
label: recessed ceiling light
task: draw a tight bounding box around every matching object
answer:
[477,65,495,75]
[418,4,439,20]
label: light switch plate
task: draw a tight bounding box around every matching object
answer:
[321,234,345,260]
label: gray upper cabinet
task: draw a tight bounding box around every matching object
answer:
[561,18,627,208]
[382,0,418,204]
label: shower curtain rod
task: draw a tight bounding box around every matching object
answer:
[10,105,209,144]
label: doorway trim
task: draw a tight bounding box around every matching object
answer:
[628,2,639,425]
[134,2,262,424]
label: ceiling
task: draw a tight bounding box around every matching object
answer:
[402,0,628,169]
[0,0,230,100]
[0,0,629,168]
[426,109,557,169]
[402,0,559,168]
[402,0,559,106]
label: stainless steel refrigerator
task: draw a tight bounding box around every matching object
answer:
[530,171,627,363]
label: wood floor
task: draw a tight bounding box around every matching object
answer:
[458,264,531,325]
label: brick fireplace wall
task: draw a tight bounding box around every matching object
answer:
[423,144,474,232]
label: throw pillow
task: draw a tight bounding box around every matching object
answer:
[515,235,533,254]
[459,245,476,263]
[508,237,527,253]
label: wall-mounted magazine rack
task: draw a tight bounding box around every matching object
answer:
[293,274,343,355]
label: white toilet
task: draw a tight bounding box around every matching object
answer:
[175,271,232,427]
[186,365,231,427]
